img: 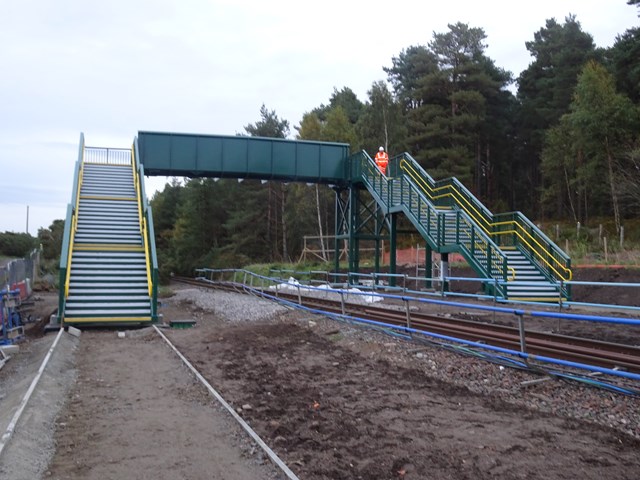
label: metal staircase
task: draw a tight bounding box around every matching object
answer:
[501,248,561,301]
[354,153,509,298]
[351,151,571,301]
[58,135,158,325]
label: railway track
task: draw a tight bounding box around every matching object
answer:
[173,276,640,376]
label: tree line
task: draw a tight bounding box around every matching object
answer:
[151,8,640,277]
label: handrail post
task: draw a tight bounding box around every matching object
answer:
[405,298,411,331]
[558,280,564,312]
[517,313,528,357]
[493,278,498,322]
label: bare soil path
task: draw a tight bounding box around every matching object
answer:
[44,329,285,480]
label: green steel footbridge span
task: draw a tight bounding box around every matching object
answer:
[57,131,572,326]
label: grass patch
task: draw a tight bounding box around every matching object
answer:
[158,286,175,298]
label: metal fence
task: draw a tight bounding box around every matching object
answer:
[0,249,40,298]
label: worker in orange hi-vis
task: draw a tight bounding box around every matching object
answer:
[374,146,389,175]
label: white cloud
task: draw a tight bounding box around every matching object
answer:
[0,0,636,235]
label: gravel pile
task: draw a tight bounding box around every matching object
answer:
[171,287,289,322]
[168,284,640,441]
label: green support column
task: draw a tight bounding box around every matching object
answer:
[334,238,340,282]
[389,213,397,287]
[441,252,449,293]
[348,186,359,284]
[374,238,380,283]
[333,187,349,284]
[425,242,433,289]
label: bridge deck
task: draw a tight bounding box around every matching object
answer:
[137,131,351,184]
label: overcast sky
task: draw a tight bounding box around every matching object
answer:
[0,0,637,236]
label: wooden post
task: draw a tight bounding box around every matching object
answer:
[604,237,608,264]
[599,224,603,246]
[620,226,624,249]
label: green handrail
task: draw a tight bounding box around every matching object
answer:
[351,150,508,296]
[133,136,159,321]
[396,153,572,284]
[58,133,85,321]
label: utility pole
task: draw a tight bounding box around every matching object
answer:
[26,205,29,234]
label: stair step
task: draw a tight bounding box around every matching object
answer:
[70,271,146,277]
[65,301,151,309]
[72,259,146,265]
[72,250,145,257]
[76,229,140,236]
[69,281,148,287]
[67,295,150,301]
[75,236,142,243]
[69,287,149,295]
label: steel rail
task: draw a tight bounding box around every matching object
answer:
[153,326,300,479]
[172,276,640,374]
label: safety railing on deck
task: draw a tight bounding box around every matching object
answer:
[396,153,572,283]
[58,133,85,319]
[84,146,132,165]
[133,137,159,320]
[351,151,508,296]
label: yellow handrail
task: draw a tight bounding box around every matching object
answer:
[458,215,516,281]
[398,159,515,284]
[401,159,492,233]
[131,144,153,296]
[495,228,572,281]
[131,149,143,234]
[143,217,152,297]
[399,159,572,281]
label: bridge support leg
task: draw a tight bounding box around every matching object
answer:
[333,187,349,284]
[389,214,397,287]
[348,187,359,284]
[440,253,449,293]
[425,243,433,289]
[374,238,381,284]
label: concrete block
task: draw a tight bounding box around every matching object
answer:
[67,326,82,338]
[0,345,19,355]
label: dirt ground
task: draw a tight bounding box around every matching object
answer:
[2,268,640,479]
[162,294,640,479]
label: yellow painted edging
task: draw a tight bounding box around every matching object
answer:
[64,316,153,323]
[74,244,144,252]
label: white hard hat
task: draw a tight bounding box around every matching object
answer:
[379,146,384,151]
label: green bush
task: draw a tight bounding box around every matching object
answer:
[0,232,37,257]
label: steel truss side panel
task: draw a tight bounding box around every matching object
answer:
[137,131,350,184]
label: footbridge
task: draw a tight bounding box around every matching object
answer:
[57,131,572,326]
